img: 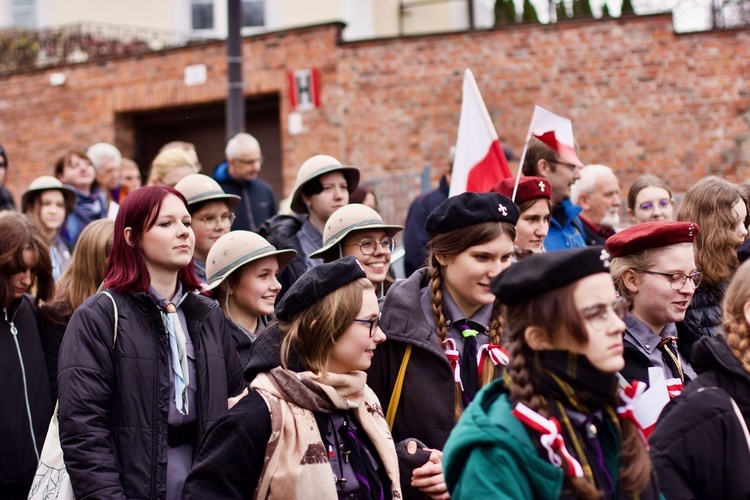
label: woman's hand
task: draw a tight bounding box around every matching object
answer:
[410,445,450,500]
[228,387,248,409]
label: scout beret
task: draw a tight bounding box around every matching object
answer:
[491,246,612,305]
[425,192,520,238]
[490,176,552,205]
[275,255,367,322]
[605,221,699,258]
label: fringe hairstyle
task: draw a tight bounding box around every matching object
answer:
[722,260,750,375]
[677,177,744,287]
[609,243,695,306]
[428,220,516,420]
[626,175,673,214]
[504,283,652,499]
[0,211,54,308]
[280,278,374,376]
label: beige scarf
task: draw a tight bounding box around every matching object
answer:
[250,367,402,499]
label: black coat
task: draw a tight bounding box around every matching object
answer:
[57,291,244,500]
[213,163,277,232]
[0,295,53,493]
[402,176,448,277]
[650,335,750,499]
[257,213,307,303]
[676,282,726,363]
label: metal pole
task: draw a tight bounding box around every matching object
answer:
[226,0,245,140]
[467,0,475,29]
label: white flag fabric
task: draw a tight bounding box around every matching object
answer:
[449,69,511,197]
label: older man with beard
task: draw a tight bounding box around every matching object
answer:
[571,164,622,246]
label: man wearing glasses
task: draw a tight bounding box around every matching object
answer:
[521,136,586,251]
[213,133,277,231]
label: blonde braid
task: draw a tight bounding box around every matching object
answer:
[725,321,750,375]
[480,296,505,386]
[429,266,448,342]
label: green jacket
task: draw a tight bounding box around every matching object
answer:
[444,379,626,499]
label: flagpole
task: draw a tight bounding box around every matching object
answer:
[511,132,531,203]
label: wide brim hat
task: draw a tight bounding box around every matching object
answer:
[290,155,360,214]
[174,173,240,210]
[205,231,297,290]
[21,176,77,214]
[309,203,403,260]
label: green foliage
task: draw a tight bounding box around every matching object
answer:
[601,1,611,16]
[621,0,635,14]
[556,0,570,20]
[522,0,540,21]
[494,0,518,25]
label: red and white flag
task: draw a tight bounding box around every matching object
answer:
[449,69,512,197]
[528,105,583,167]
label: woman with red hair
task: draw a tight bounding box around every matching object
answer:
[57,185,243,500]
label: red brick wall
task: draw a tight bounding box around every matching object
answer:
[1,15,749,219]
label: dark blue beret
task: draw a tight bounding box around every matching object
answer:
[275,255,367,322]
[491,246,612,304]
[425,192,520,238]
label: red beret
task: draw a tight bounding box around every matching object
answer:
[605,221,700,257]
[490,176,552,205]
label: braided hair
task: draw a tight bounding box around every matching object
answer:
[428,220,515,419]
[504,283,652,498]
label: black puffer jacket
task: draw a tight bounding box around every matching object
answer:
[676,282,726,363]
[257,213,307,303]
[0,295,53,492]
[650,335,750,499]
[57,291,244,500]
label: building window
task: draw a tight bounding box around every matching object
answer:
[242,0,265,28]
[12,0,36,28]
[191,0,214,30]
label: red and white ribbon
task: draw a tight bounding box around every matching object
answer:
[512,403,584,478]
[442,338,462,390]
[665,378,683,398]
[617,380,647,423]
[477,343,509,378]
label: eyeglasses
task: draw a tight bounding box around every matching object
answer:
[353,313,381,337]
[234,157,263,166]
[346,237,396,256]
[198,213,236,230]
[637,198,673,212]
[580,297,629,331]
[640,270,703,290]
[548,159,580,172]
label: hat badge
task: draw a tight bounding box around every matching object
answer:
[599,249,611,268]
[498,203,508,216]
[688,224,695,237]
[538,181,546,192]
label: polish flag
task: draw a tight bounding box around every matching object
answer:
[528,105,584,167]
[448,69,512,197]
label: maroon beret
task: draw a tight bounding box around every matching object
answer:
[605,221,700,257]
[490,176,552,205]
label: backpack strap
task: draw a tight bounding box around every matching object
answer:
[386,344,412,429]
[101,291,119,347]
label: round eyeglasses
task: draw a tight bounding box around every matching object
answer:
[640,270,703,290]
[353,313,381,337]
[346,238,396,256]
[580,297,629,331]
[198,212,236,231]
[637,198,673,212]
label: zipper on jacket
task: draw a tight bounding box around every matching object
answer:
[4,306,40,462]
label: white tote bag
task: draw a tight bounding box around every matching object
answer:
[27,403,74,500]
[27,291,119,500]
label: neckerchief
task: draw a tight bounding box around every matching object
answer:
[529,350,622,497]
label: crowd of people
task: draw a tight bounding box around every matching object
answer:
[2,131,750,500]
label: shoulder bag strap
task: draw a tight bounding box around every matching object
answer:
[729,396,750,457]
[386,343,412,430]
[101,291,119,347]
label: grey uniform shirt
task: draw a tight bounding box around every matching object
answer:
[624,314,697,381]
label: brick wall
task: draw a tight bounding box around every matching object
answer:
[1,15,749,222]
